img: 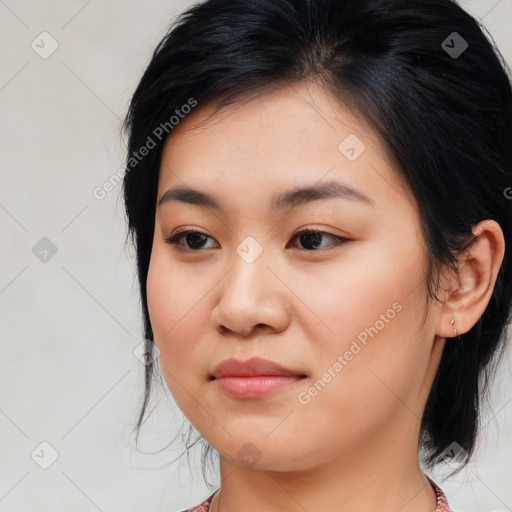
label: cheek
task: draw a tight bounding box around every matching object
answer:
[304,233,424,346]
[298,236,427,417]
[146,248,211,380]
[146,257,215,421]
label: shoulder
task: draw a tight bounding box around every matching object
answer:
[177,491,217,512]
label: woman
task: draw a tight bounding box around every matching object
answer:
[122,0,512,510]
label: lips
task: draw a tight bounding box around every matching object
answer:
[212,356,306,379]
[211,357,307,398]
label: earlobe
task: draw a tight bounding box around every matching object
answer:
[435,219,505,340]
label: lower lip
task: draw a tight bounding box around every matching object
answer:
[214,375,304,398]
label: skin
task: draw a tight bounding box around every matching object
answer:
[146,81,505,512]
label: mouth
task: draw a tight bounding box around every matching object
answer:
[211,356,307,398]
[212,375,307,398]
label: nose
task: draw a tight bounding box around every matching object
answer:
[210,244,291,338]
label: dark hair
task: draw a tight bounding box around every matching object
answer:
[122,0,512,483]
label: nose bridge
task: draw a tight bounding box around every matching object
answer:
[228,234,271,302]
[212,234,288,335]
[235,235,265,267]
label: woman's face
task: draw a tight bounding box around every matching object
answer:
[147,82,445,472]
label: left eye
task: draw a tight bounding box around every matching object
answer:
[287,229,347,251]
[164,229,347,252]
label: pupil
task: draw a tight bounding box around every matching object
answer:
[302,232,322,249]
[188,232,206,249]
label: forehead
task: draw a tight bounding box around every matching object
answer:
[158,82,411,208]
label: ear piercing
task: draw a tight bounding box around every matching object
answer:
[450,318,458,337]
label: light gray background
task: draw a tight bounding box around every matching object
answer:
[1,1,511,511]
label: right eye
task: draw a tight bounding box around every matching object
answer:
[164,230,219,251]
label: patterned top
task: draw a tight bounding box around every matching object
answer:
[179,476,453,511]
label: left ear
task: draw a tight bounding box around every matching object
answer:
[436,219,505,338]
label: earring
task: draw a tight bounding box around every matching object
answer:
[450,318,459,338]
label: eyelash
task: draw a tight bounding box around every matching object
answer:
[163,228,348,252]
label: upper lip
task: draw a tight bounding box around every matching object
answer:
[212,357,305,378]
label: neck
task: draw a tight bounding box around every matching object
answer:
[210,421,437,512]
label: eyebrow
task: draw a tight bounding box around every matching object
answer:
[157,180,375,211]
